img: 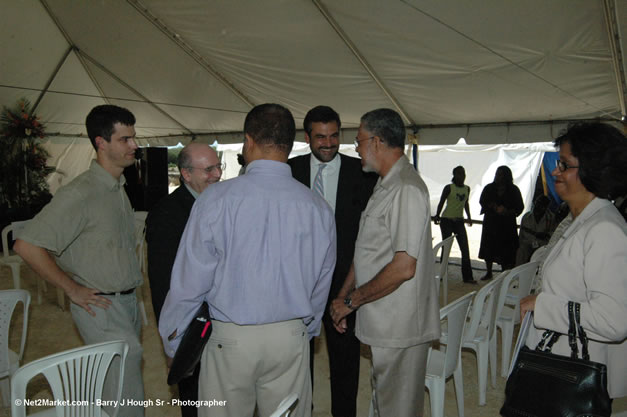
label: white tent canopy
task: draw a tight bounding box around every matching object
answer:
[2,0,626,146]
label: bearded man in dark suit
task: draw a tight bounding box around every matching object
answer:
[146,142,222,417]
[288,106,376,417]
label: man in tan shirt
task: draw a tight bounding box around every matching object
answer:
[15,105,145,417]
[330,108,440,417]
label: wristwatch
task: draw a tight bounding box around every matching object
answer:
[344,293,357,310]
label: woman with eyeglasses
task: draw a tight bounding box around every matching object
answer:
[520,122,627,403]
[478,165,524,280]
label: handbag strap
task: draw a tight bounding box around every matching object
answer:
[535,301,587,359]
[568,301,579,359]
[573,302,590,360]
[536,329,560,352]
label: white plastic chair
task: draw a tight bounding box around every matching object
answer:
[495,261,539,377]
[425,291,474,417]
[433,235,455,304]
[269,392,298,417]
[1,224,46,304]
[459,271,506,405]
[0,289,30,406]
[11,340,129,417]
[134,211,149,326]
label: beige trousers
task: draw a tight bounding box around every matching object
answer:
[198,319,311,417]
[71,292,144,417]
[370,342,431,417]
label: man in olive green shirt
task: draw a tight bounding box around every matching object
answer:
[15,105,145,417]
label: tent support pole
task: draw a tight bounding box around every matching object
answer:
[77,49,194,135]
[312,0,415,126]
[32,46,73,113]
[126,0,255,109]
[602,0,627,119]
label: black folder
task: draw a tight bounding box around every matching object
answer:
[167,302,212,385]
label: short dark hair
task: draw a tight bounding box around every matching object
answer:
[360,108,406,149]
[85,105,135,150]
[554,122,627,200]
[244,104,295,154]
[303,106,341,136]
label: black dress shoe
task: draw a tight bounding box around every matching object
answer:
[480,273,493,281]
[463,279,478,284]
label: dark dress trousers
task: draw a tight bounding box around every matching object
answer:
[288,153,376,417]
[145,184,199,417]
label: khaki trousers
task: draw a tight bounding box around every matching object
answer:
[370,342,431,417]
[199,320,311,417]
[71,292,144,417]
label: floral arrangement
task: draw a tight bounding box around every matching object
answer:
[0,100,46,139]
[0,99,53,210]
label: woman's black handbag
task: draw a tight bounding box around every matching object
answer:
[500,301,611,417]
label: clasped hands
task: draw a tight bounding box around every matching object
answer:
[329,297,353,334]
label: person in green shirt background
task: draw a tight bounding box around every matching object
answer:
[434,165,476,284]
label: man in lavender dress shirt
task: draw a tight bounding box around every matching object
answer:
[159,103,336,417]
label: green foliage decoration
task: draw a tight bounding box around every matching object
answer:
[0,99,54,210]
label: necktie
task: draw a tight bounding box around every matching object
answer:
[313,164,326,199]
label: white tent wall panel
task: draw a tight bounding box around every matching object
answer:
[43,137,95,195]
[41,138,548,221]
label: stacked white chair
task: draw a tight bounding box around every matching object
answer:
[269,392,298,417]
[1,223,46,304]
[432,235,455,304]
[495,261,539,377]
[459,271,506,405]
[425,291,475,417]
[0,289,30,406]
[11,340,128,417]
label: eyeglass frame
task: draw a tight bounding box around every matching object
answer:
[186,163,226,174]
[555,159,578,172]
[354,136,375,149]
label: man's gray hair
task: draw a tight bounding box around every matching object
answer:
[360,108,406,149]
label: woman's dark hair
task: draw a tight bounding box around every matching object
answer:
[554,122,627,200]
[451,166,465,183]
[494,165,513,185]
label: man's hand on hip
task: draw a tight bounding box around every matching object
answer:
[67,283,112,316]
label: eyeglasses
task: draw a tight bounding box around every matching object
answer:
[354,136,374,149]
[188,163,226,174]
[555,159,578,172]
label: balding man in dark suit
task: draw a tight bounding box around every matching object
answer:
[146,142,222,417]
[288,106,376,417]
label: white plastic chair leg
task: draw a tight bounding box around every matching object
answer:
[501,322,514,377]
[139,300,148,326]
[9,264,20,289]
[56,288,65,310]
[453,357,465,417]
[477,342,489,406]
[0,377,9,406]
[489,335,497,387]
[427,378,445,417]
[36,278,44,304]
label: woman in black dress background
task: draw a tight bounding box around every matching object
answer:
[478,165,524,280]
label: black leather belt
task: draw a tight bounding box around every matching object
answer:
[96,288,135,296]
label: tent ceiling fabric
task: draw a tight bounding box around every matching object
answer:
[1,0,625,145]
